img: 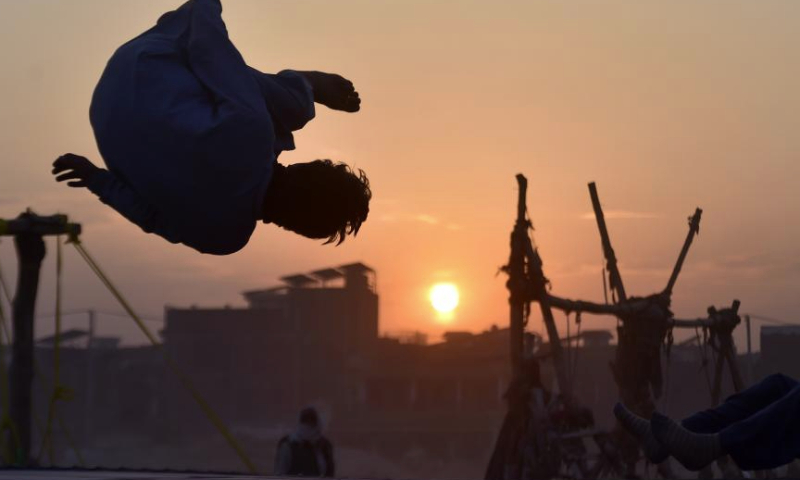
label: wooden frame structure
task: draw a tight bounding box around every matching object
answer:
[487,176,747,479]
[0,211,81,465]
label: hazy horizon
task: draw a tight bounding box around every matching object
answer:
[1,0,799,352]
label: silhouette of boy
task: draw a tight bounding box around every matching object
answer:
[53,0,370,254]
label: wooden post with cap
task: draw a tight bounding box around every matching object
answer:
[0,211,81,465]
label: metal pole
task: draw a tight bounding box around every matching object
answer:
[745,315,753,384]
[10,233,46,465]
[85,310,95,440]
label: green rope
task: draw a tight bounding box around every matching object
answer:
[72,240,259,474]
[0,237,83,467]
[0,284,15,464]
[33,237,82,467]
[38,237,63,463]
[0,257,13,341]
[56,413,84,466]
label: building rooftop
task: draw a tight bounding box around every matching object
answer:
[278,273,318,288]
[310,268,344,281]
[762,325,800,336]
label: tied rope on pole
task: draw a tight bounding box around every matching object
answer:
[0,241,22,464]
[38,236,75,464]
[70,239,259,474]
[0,278,20,464]
[0,254,13,341]
[1,230,84,466]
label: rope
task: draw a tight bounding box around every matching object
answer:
[565,312,571,383]
[38,236,67,464]
[31,353,82,467]
[661,343,672,415]
[0,238,83,466]
[0,242,20,464]
[56,414,85,467]
[0,282,17,464]
[569,312,582,396]
[695,327,714,400]
[0,256,13,341]
[71,240,259,474]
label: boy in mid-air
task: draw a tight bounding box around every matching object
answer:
[53,0,370,255]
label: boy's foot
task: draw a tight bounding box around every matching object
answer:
[299,71,361,112]
[651,411,723,471]
[613,402,669,464]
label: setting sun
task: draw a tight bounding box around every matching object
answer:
[429,283,460,314]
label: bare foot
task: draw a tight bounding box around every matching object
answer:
[299,71,361,113]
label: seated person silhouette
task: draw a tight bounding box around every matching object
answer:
[53,0,370,255]
[614,373,800,472]
[274,407,335,477]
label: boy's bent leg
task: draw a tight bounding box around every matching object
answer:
[185,0,264,112]
[719,384,800,471]
[682,373,798,434]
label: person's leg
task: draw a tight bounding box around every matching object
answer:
[650,380,800,472]
[650,412,723,471]
[613,403,669,463]
[718,383,800,471]
[184,0,265,113]
[682,373,798,434]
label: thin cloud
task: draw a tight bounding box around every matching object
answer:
[378,211,463,230]
[415,214,439,225]
[581,210,660,220]
[694,253,800,279]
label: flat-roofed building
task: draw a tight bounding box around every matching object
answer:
[161,263,378,434]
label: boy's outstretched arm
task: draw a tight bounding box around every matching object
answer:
[52,154,182,244]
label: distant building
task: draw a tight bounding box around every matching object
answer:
[759,326,800,378]
[162,263,379,433]
[344,326,510,460]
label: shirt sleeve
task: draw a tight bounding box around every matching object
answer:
[88,170,183,245]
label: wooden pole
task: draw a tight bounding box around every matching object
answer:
[588,182,626,302]
[664,208,702,297]
[1,212,81,465]
[507,174,528,377]
[10,233,45,465]
[746,315,753,384]
[525,242,571,401]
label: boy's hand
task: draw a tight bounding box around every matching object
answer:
[52,153,102,188]
[299,71,361,113]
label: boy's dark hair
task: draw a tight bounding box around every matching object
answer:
[265,160,371,245]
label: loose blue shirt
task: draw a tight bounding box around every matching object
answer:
[88,0,315,254]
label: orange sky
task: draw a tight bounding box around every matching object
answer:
[1,0,799,351]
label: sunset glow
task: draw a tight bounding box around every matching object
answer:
[430,283,459,315]
[1,0,798,350]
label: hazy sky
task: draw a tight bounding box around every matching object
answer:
[1,0,798,352]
